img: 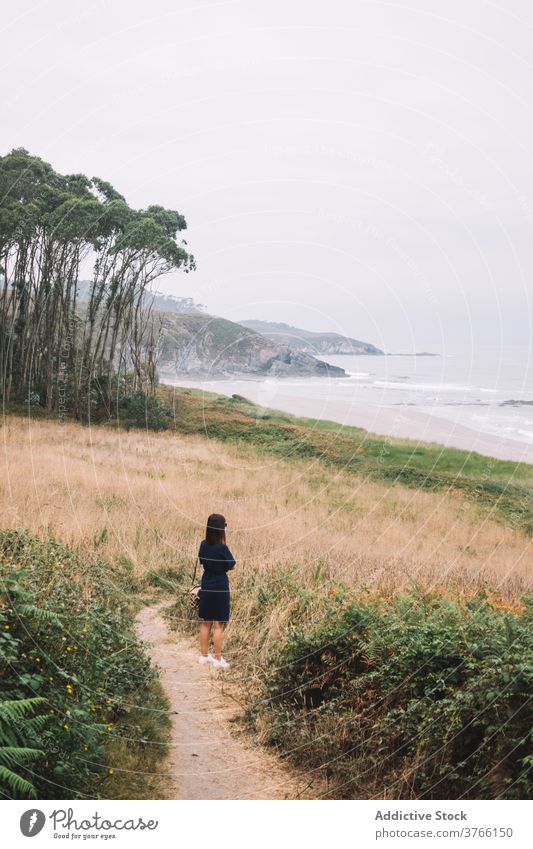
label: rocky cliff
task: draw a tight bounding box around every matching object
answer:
[239,320,384,355]
[157,313,347,378]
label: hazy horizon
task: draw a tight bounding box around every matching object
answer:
[2,0,532,356]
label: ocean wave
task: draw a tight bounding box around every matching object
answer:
[437,401,491,407]
[373,380,474,392]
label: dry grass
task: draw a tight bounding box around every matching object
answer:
[1,416,531,599]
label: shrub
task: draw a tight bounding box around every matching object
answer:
[253,590,533,799]
[0,529,156,798]
[118,392,172,431]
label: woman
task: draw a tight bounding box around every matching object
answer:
[197,513,235,669]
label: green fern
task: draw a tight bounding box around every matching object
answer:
[0,698,47,798]
[0,765,40,798]
[0,746,45,768]
[23,714,49,735]
[0,697,46,725]
[14,603,64,626]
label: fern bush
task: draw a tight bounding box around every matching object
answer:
[0,529,155,799]
[0,697,47,797]
[250,589,533,800]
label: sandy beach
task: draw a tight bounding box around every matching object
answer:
[164,376,533,465]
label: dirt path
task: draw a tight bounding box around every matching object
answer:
[135,603,318,800]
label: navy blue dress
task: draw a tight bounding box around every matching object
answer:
[197,540,236,623]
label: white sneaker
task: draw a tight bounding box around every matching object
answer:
[212,656,230,669]
[198,654,215,665]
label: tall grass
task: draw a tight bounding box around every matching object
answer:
[158,386,533,538]
[1,408,532,799]
[1,415,531,597]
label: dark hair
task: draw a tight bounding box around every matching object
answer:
[205,513,227,545]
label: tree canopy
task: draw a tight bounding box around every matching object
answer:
[0,148,194,420]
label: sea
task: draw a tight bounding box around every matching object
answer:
[322,344,533,446]
[166,342,533,451]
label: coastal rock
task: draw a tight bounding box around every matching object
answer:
[157,313,346,378]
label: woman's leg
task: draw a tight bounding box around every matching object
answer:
[199,620,212,656]
[213,621,224,660]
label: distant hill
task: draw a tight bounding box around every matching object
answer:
[74,285,345,378]
[157,313,347,378]
[146,293,206,314]
[239,320,384,355]
[76,282,206,315]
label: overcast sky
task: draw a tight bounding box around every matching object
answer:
[2,0,533,353]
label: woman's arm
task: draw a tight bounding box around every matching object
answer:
[223,545,236,570]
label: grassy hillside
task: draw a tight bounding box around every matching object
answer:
[1,395,532,798]
[157,385,533,539]
[2,398,532,594]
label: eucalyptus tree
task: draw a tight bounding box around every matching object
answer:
[0,148,194,419]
